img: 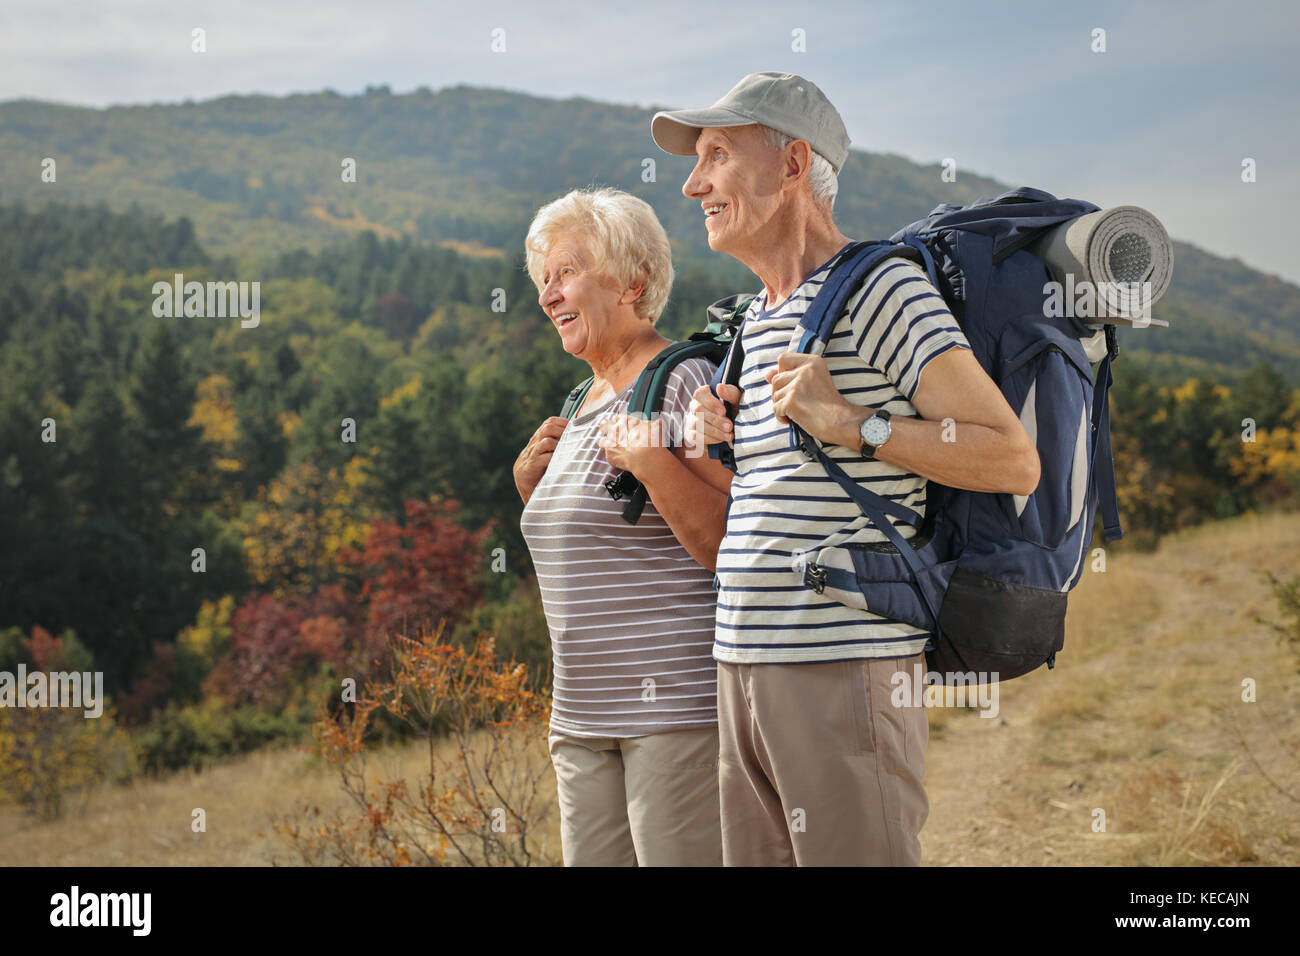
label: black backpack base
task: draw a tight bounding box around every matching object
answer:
[928,570,1068,683]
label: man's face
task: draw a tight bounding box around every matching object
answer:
[681,125,785,261]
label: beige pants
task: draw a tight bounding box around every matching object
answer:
[548,725,723,866]
[716,654,929,866]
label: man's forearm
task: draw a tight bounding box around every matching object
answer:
[823,405,1039,496]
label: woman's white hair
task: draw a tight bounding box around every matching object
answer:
[761,125,839,208]
[524,187,674,324]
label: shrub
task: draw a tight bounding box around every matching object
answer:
[1258,569,1300,672]
[273,621,556,866]
[133,700,314,773]
[0,705,134,820]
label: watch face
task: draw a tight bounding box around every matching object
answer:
[863,416,890,446]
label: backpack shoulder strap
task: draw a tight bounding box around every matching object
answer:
[560,376,594,419]
[610,337,743,525]
[794,240,925,354]
[1089,328,1124,541]
[781,243,944,617]
[627,340,719,420]
[705,294,754,399]
[788,240,926,461]
[705,294,755,472]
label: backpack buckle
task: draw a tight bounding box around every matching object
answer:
[803,563,828,594]
[1105,324,1120,361]
[791,424,819,460]
[604,472,638,501]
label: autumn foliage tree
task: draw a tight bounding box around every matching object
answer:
[240,456,375,598]
[0,627,133,819]
[341,498,490,642]
[1108,361,1300,548]
[203,497,489,716]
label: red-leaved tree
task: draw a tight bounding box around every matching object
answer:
[342,499,489,643]
[204,498,489,712]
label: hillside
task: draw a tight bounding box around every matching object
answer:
[1,84,1298,383]
[3,509,1294,866]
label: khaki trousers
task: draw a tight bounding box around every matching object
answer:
[548,725,723,866]
[716,654,929,866]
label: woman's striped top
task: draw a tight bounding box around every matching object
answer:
[521,357,720,738]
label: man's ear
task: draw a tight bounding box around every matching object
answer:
[783,139,813,189]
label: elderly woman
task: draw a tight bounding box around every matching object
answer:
[514,187,733,866]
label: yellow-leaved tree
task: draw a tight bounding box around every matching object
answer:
[240,456,375,597]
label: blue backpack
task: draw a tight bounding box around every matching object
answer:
[709,187,1125,683]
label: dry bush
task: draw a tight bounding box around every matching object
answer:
[0,705,134,821]
[272,621,557,866]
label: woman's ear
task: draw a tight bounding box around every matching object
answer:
[619,279,647,306]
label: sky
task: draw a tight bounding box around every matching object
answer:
[1,0,1296,282]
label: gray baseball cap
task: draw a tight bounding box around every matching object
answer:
[651,71,851,173]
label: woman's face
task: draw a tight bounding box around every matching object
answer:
[537,232,631,360]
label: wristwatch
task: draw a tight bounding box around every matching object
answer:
[859,409,892,460]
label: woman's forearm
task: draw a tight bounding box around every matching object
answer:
[633,449,729,572]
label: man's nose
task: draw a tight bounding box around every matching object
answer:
[682,163,707,199]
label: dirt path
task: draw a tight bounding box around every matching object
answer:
[920,511,1300,866]
[920,656,1062,866]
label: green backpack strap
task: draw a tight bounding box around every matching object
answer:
[570,295,754,525]
[608,335,738,525]
[602,342,684,524]
[626,340,725,419]
[627,296,752,420]
[560,376,595,418]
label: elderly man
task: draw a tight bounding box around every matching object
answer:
[655,72,1040,866]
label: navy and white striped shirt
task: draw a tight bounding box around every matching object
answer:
[714,243,972,664]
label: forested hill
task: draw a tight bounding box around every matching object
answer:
[1,84,1298,382]
[1,94,1297,759]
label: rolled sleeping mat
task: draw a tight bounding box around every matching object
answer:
[1031,205,1174,327]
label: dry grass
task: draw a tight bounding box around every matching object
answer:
[3,510,1297,865]
[0,731,561,866]
[920,509,1300,866]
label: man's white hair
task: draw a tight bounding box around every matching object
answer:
[760,125,839,209]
